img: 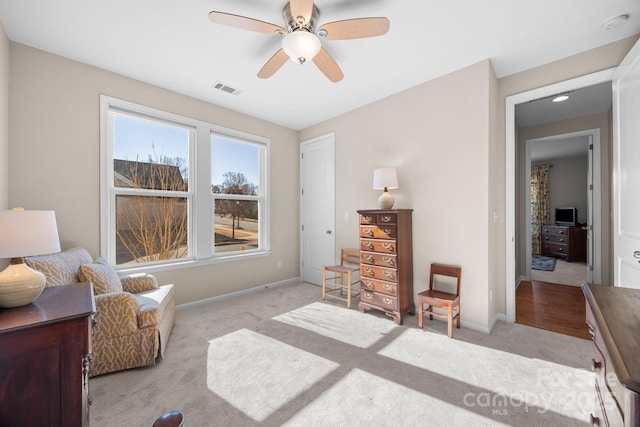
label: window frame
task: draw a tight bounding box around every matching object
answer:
[100,95,270,273]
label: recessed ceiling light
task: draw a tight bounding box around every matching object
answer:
[552,95,569,103]
[601,14,629,32]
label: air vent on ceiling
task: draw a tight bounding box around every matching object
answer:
[212,81,242,96]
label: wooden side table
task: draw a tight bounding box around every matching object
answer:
[0,282,95,427]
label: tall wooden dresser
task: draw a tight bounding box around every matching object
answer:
[582,283,640,427]
[357,209,414,325]
[0,282,95,427]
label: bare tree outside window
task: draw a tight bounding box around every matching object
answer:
[115,150,188,264]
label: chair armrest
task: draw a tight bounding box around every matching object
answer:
[121,273,159,294]
[94,292,139,339]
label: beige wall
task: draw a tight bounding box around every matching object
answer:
[8,43,300,305]
[6,32,639,327]
[300,60,495,330]
[0,21,8,211]
[518,112,611,283]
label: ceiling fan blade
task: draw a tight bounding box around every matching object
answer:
[289,0,315,26]
[209,11,286,35]
[319,17,390,40]
[313,48,344,82]
[258,49,289,79]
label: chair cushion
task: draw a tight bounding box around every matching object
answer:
[78,257,123,295]
[136,285,175,327]
[25,246,93,287]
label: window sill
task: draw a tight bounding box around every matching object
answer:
[114,250,272,276]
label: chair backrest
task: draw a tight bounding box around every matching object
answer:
[429,263,461,296]
[341,249,360,267]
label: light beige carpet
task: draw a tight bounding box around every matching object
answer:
[90,282,594,426]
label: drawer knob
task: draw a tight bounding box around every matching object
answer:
[590,414,600,426]
[363,241,372,248]
[383,284,393,291]
[382,243,394,250]
[591,359,602,372]
[381,216,392,222]
[364,254,373,261]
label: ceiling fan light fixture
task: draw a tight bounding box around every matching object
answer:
[282,31,321,64]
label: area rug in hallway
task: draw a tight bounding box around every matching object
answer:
[532,255,557,271]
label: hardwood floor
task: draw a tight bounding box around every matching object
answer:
[516,280,591,340]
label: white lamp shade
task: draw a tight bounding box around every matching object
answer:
[0,210,61,258]
[372,168,399,190]
[282,31,321,64]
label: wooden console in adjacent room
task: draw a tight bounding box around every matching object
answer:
[0,282,95,426]
[541,224,587,263]
[357,209,414,325]
[582,283,639,427]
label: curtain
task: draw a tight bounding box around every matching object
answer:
[531,165,550,255]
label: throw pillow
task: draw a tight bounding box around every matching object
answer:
[25,246,93,287]
[78,258,123,295]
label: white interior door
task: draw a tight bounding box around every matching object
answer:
[300,133,335,285]
[586,136,594,284]
[613,39,640,289]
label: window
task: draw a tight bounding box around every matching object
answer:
[101,96,269,270]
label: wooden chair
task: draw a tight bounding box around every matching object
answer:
[418,263,461,338]
[322,249,360,308]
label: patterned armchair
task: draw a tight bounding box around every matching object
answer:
[25,247,175,377]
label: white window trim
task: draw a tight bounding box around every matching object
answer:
[100,95,270,273]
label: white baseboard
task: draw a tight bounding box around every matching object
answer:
[176,277,301,310]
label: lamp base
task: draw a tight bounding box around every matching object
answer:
[377,190,395,209]
[0,260,46,308]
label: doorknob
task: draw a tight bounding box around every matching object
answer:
[634,250,640,260]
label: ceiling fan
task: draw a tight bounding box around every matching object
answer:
[208,0,390,82]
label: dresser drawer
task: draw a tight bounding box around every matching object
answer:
[361,251,397,268]
[359,213,397,225]
[360,238,396,254]
[361,277,397,296]
[542,233,568,244]
[360,225,397,240]
[361,264,397,282]
[542,242,567,255]
[361,290,397,310]
[542,225,568,236]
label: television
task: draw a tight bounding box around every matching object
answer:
[555,207,577,226]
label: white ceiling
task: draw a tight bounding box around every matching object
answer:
[530,136,590,162]
[0,0,638,130]
[515,81,613,128]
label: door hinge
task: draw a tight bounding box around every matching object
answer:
[301,188,304,195]
[589,184,593,190]
[301,153,304,159]
[589,143,593,150]
[301,224,304,231]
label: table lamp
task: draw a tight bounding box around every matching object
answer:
[373,168,399,209]
[0,208,61,308]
